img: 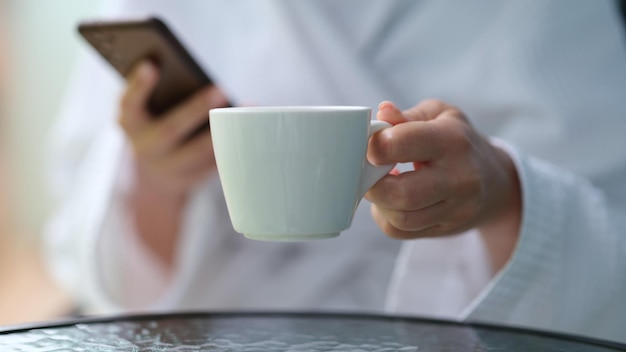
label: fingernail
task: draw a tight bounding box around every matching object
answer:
[378,101,399,112]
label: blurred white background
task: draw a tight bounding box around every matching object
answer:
[5,0,102,238]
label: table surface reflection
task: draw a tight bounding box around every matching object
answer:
[0,312,624,351]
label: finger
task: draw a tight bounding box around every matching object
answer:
[365,168,449,211]
[162,161,214,194]
[119,61,159,134]
[207,86,230,108]
[370,99,465,165]
[371,205,442,240]
[402,99,455,122]
[148,86,218,154]
[376,101,408,125]
[368,119,446,165]
[374,201,448,232]
[159,130,216,176]
[181,165,214,190]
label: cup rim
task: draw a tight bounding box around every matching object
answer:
[210,106,371,114]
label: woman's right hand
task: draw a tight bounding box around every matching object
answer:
[117,61,228,267]
[119,61,228,197]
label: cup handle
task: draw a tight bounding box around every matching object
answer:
[357,120,396,199]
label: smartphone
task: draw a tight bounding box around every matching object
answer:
[78,17,219,130]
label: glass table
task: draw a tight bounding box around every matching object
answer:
[0,312,624,351]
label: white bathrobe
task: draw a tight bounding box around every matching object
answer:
[45,0,626,343]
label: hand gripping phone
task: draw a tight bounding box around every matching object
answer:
[78,17,221,133]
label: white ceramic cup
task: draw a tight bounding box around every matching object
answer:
[209,106,394,241]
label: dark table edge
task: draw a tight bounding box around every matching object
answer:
[1,311,624,350]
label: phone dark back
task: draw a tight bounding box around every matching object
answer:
[79,18,211,115]
[620,0,626,28]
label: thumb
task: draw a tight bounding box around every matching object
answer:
[376,101,407,126]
